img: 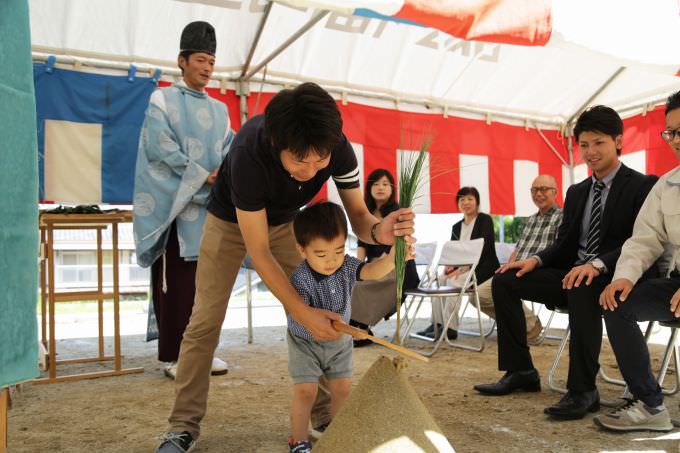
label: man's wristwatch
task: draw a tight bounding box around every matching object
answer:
[590,259,605,273]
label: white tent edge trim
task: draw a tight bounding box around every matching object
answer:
[32,51,674,131]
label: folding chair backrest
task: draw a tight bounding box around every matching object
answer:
[439,238,484,268]
[414,242,437,266]
[414,241,439,286]
[438,238,484,291]
[495,242,515,265]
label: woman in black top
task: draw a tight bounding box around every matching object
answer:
[350,169,420,346]
[418,186,499,339]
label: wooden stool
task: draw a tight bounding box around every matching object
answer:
[35,212,143,384]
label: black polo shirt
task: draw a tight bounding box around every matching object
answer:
[208,115,360,225]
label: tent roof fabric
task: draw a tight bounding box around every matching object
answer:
[28,0,680,126]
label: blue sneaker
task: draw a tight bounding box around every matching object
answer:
[288,438,313,453]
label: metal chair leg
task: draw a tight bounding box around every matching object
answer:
[417,295,449,357]
[458,293,496,338]
[623,322,680,396]
[447,292,486,352]
[534,310,561,345]
[547,326,570,394]
[621,321,656,399]
[667,343,680,395]
[397,294,425,344]
[657,328,679,395]
[403,296,428,346]
[245,268,253,344]
[598,367,625,386]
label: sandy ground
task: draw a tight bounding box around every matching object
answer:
[7,317,680,453]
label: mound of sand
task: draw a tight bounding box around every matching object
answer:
[315,356,455,453]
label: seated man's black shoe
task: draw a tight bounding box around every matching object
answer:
[437,323,458,340]
[416,323,436,336]
[473,369,541,396]
[543,389,600,420]
[417,323,458,340]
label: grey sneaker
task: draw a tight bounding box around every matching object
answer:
[156,431,195,452]
[308,422,329,440]
[593,399,673,432]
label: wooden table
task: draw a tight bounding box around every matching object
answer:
[35,212,144,384]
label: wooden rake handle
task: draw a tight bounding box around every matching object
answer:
[331,321,429,363]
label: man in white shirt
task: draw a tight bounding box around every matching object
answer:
[594,91,680,433]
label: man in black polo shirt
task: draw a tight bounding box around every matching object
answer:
[156,82,414,453]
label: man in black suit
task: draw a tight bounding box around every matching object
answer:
[473,106,658,421]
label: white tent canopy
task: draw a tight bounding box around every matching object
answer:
[29,0,680,128]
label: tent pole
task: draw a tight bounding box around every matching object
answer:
[240,1,273,79]
[567,126,575,186]
[533,124,568,167]
[243,10,329,81]
[566,67,626,126]
[239,93,248,125]
[564,67,625,188]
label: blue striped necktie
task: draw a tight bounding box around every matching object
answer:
[585,181,606,260]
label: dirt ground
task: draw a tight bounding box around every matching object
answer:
[8,319,680,453]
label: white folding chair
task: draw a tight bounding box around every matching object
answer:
[403,238,486,355]
[394,241,438,344]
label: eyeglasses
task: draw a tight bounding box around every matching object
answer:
[530,186,556,194]
[661,129,680,142]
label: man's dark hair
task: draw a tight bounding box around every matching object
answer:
[666,91,680,116]
[456,186,480,207]
[264,82,342,159]
[293,202,348,247]
[178,50,194,76]
[574,105,623,155]
[365,168,397,217]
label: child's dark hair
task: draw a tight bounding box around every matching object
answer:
[456,186,480,206]
[294,202,348,247]
[666,91,680,116]
[264,82,342,159]
[574,105,623,155]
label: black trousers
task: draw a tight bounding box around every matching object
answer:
[603,276,680,407]
[151,223,198,362]
[492,268,611,393]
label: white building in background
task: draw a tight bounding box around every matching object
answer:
[52,223,149,294]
